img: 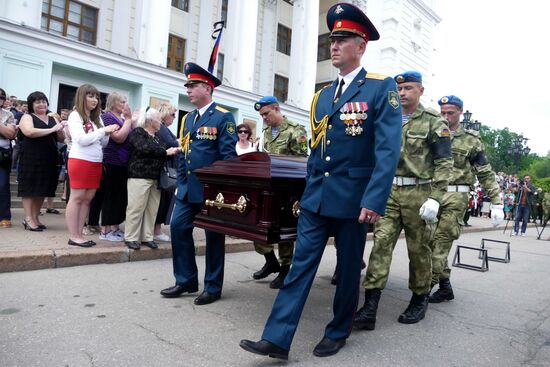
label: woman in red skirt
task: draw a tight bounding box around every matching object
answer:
[65,84,118,247]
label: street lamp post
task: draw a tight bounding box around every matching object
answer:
[461,110,481,130]
[507,137,530,171]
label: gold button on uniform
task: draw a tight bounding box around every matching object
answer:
[327,140,331,145]
[325,156,331,161]
[324,172,330,177]
[328,124,333,129]
[187,170,191,175]
[187,160,191,164]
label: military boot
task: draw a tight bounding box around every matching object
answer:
[253,251,280,280]
[398,293,428,324]
[353,289,382,330]
[429,278,454,303]
[270,265,290,289]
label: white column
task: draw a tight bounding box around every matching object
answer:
[195,0,214,67]
[223,0,259,91]
[110,0,131,56]
[0,0,41,28]
[138,0,171,66]
[257,0,277,96]
[287,0,319,109]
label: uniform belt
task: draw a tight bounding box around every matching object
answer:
[447,185,470,192]
[392,176,432,186]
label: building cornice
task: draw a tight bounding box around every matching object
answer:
[410,0,442,23]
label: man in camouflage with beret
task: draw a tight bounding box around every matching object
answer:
[428,95,503,304]
[354,71,453,330]
[251,96,308,289]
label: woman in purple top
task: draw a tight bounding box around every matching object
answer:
[99,92,135,241]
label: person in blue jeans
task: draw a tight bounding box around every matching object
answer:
[513,175,536,236]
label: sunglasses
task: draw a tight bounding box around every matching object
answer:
[238,130,249,134]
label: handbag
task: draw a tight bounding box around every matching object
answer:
[159,162,177,192]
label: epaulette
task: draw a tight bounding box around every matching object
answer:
[215,105,229,113]
[366,72,388,80]
[465,129,480,137]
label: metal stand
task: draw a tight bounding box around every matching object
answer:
[452,245,489,272]
[480,238,511,263]
[537,217,549,240]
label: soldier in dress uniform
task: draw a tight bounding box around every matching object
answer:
[239,3,401,359]
[354,71,453,330]
[250,95,308,289]
[160,62,237,305]
[428,95,503,303]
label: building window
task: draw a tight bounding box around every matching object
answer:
[274,74,289,103]
[317,33,331,61]
[41,0,98,45]
[216,53,225,82]
[171,0,189,12]
[276,24,292,56]
[167,34,186,73]
[315,81,332,92]
[221,0,228,27]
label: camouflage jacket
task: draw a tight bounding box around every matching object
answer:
[450,126,500,204]
[396,103,453,202]
[262,117,308,156]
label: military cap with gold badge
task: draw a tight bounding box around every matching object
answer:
[327,2,380,41]
[438,95,464,109]
[184,62,221,89]
[394,71,422,84]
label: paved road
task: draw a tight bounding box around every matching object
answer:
[1,229,549,366]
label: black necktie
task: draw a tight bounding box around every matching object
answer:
[194,111,200,125]
[334,79,345,103]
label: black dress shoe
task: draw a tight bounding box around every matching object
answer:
[141,241,158,249]
[160,284,199,298]
[193,291,221,305]
[68,239,94,248]
[125,241,140,250]
[23,220,43,232]
[313,336,346,357]
[239,339,289,360]
[37,224,47,230]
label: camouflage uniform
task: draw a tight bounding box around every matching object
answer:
[363,104,453,295]
[543,192,550,226]
[255,117,308,265]
[430,126,500,286]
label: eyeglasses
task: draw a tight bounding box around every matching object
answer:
[238,130,249,134]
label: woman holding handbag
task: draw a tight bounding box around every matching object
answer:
[154,103,180,242]
[124,107,180,250]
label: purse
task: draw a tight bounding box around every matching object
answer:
[159,162,177,192]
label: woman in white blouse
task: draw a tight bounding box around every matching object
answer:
[235,123,259,155]
[65,84,118,247]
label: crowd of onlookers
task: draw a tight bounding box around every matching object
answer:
[466,173,548,230]
[0,85,181,249]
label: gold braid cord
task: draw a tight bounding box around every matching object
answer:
[179,113,191,158]
[309,89,329,157]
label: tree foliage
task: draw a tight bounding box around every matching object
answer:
[479,125,531,174]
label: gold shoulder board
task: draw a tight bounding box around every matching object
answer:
[366,72,388,80]
[215,105,229,113]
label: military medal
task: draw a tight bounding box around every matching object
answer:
[340,102,368,136]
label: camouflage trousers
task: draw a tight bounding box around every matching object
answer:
[429,192,468,286]
[254,242,294,266]
[363,184,434,295]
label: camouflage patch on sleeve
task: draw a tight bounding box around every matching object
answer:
[388,91,400,109]
[226,122,236,135]
[299,135,308,153]
[440,128,450,137]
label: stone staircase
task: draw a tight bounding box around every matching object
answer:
[9,172,66,209]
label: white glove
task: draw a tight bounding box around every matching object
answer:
[490,204,504,226]
[419,198,440,222]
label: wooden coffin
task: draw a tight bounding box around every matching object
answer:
[193,152,307,244]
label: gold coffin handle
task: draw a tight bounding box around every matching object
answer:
[205,193,248,214]
[292,200,300,218]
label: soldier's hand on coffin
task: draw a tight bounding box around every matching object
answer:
[490,204,504,226]
[419,198,440,222]
[166,147,181,156]
[359,208,381,224]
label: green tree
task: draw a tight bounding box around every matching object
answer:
[479,126,531,173]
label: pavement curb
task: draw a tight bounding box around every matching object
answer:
[0,223,518,274]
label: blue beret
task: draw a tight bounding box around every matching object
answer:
[327,3,379,41]
[254,96,279,111]
[394,71,422,84]
[438,95,463,109]
[184,62,221,88]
